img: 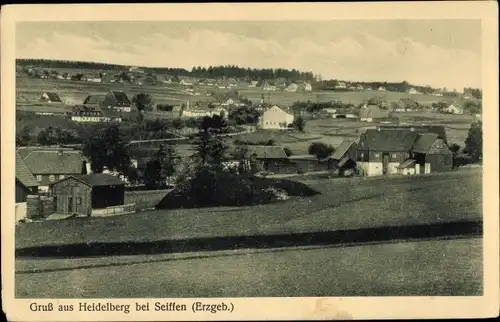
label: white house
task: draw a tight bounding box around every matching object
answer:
[285,83,299,92]
[445,104,464,115]
[258,105,295,130]
[335,82,347,89]
[378,86,386,92]
[249,81,259,88]
[408,88,420,95]
[304,83,312,91]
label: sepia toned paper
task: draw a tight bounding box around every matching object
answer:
[1,2,499,321]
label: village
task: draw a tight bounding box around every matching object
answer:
[14,60,483,222]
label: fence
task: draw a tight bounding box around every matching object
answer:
[91,203,136,217]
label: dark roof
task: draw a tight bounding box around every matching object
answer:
[110,91,131,104]
[377,125,447,141]
[83,94,107,105]
[328,140,356,160]
[69,174,125,187]
[411,133,439,153]
[23,150,85,174]
[41,92,62,102]
[358,129,419,152]
[16,152,39,187]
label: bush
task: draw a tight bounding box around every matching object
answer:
[156,168,319,209]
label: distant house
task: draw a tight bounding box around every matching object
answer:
[50,174,133,217]
[322,140,358,172]
[285,83,299,92]
[205,79,216,86]
[258,105,295,130]
[262,81,277,91]
[359,105,391,122]
[408,88,420,95]
[378,86,386,92]
[21,149,87,192]
[304,82,313,91]
[356,128,453,176]
[181,101,228,119]
[129,67,145,73]
[71,105,108,123]
[238,80,250,88]
[249,80,259,88]
[40,92,62,104]
[245,145,293,173]
[335,82,347,89]
[179,77,195,86]
[83,91,132,112]
[356,84,364,91]
[87,76,102,83]
[444,103,464,115]
[227,78,238,88]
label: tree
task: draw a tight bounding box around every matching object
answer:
[132,93,153,112]
[192,115,229,170]
[83,125,131,174]
[143,143,178,189]
[308,142,335,160]
[231,143,251,174]
[449,143,461,155]
[292,116,306,132]
[17,125,32,146]
[464,121,482,163]
[172,118,184,130]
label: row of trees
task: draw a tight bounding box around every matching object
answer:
[189,65,315,81]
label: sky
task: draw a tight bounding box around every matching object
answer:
[16,20,482,90]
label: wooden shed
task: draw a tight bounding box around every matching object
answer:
[50,174,125,216]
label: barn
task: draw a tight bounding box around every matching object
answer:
[49,174,129,216]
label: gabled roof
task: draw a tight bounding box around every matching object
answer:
[327,140,357,160]
[358,129,419,152]
[66,174,125,187]
[267,105,294,115]
[83,93,107,105]
[411,133,440,153]
[109,91,131,104]
[23,150,85,174]
[41,92,62,102]
[16,152,39,188]
[359,105,390,119]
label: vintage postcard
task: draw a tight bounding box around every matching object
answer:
[1,2,499,321]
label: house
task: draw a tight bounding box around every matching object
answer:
[249,80,259,88]
[238,80,250,88]
[304,82,313,91]
[288,154,329,173]
[322,140,358,172]
[87,76,102,83]
[179,77,195,86]
[258,105,295,130]
[359,105,391,122]
[83,91,132,112]
[356,128,453,176]
[335,82,347,89]
[129,66,145,73]
[444,103,464,115]
[181,101,228,119]
[245,145,294,173]
[285,83,299,92]
[21,149,87,192]
[262,81,277,91]
[16,152,40,222]
[378,86,386,92]
[71,105,109,123]
[49,174,134,217]
[408,88,420,95]
[40,92,62,103]
[227,78,238,88]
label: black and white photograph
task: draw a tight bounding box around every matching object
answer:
[2,2,498,321]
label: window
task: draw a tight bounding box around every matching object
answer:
[76,197,82,205]
[49,175,55,182]
[36,175,42,182]
[375,153,380,158]
[59,175,65,180]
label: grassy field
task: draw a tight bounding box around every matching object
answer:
[15,237,482,297]
[15,168,482,250]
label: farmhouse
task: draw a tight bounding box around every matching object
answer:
[408,88,420,95]
[359,105,391,122]
[83,91,132,112]
[258,105,295,130]
[15,153,40,222]
[22,149,87,192]
[49,174,134,217]
[246,145,294,173]
[179,77,196,86]
[356,128,453,176]
[378,86,386,92]
[304,82,313,91]
[40,92,62,103]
